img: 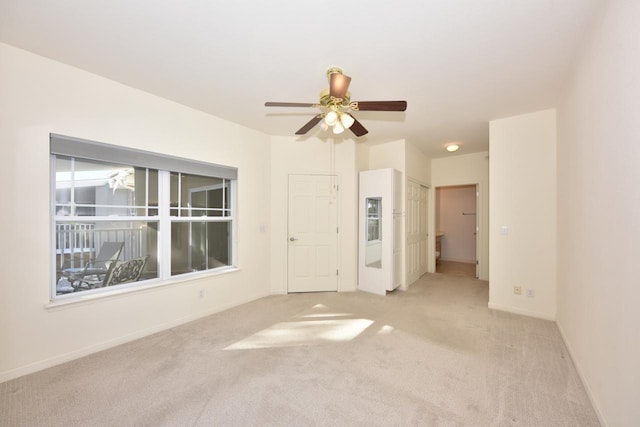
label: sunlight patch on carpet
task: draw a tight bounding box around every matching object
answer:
[377,325,395,335]
[224,318,374,350]
[301,313,352,318]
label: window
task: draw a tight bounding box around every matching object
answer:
[51,134,237,299]
[366,197,381,242]
[169,173,232,275]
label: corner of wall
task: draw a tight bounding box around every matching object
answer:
[488,109,557,320]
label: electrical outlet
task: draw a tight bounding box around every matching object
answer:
[198,289,205,299]
[526,288,535,298]
[513,286,522,295]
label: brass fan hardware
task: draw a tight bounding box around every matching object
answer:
[265,67,407,137]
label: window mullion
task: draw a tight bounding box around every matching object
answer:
[222,179,226,213]
[145,168,149,217]
[158,170,172,280]
[70,158,76,216]
[178,172,182,217]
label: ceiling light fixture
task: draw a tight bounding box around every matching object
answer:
[332,121,345,134]
[446,143,460,152]
[340,112,355,129]
[323,107,354,134]
[325,110,339,126]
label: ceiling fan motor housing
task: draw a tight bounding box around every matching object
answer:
[319,88,350,107]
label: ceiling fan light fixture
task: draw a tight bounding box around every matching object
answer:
[446,143,460,152]
[340,112,355,129]
[264,68,406,138]
[325,110,338,126]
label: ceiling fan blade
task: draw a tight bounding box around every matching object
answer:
[354,101,407,111]
[265,102,316,107]
[330,73,352,99]
[295,116,323,135]
[349,117,368,137]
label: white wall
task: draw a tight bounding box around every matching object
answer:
[369,140,406,171]
[556,1,640,425]
[431,152,489,279]
[0,43,272,381]
[355,143,370,173]
[405,141,431,185]
[269,137,358,294]
[489,110,556,320]
[436,186,477,263]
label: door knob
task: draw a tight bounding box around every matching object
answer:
[289,237,298,241]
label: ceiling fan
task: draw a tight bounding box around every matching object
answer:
[265,68,407,137]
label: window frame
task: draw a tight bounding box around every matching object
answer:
[50,134,238,302]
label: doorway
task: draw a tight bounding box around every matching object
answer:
[435,184,478,278]
[287,174,338,293]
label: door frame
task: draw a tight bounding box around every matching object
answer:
[433,182,480,278]
[286,173,339,293]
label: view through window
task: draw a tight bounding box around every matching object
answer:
[52,135,236,299]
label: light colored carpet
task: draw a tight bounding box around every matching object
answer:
[0,272,599,426]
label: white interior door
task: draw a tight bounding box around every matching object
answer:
[406,180,420,284]
[287,174,338,293]
[406,180,429,285]
[419,184,429,276]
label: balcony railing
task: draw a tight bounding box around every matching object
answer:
[56,223,144,270]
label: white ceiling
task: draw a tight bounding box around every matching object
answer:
[0,0,602,158]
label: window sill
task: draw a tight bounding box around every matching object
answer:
[46,266,239,310]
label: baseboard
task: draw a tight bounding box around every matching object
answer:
[487,302,556,321]
[556,322,608,427]
[0,292,269,384]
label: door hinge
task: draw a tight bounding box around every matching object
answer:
[336,269,339,276]
[336,227,339,233]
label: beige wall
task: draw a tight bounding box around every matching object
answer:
[269,137,358,294]
[556,0,640,425]
[369,140,406,171]
[405,141,431,185]
[0,43,272,381]
[355,143,370,173]
[431,152,489,280]
[489,110,556,320]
